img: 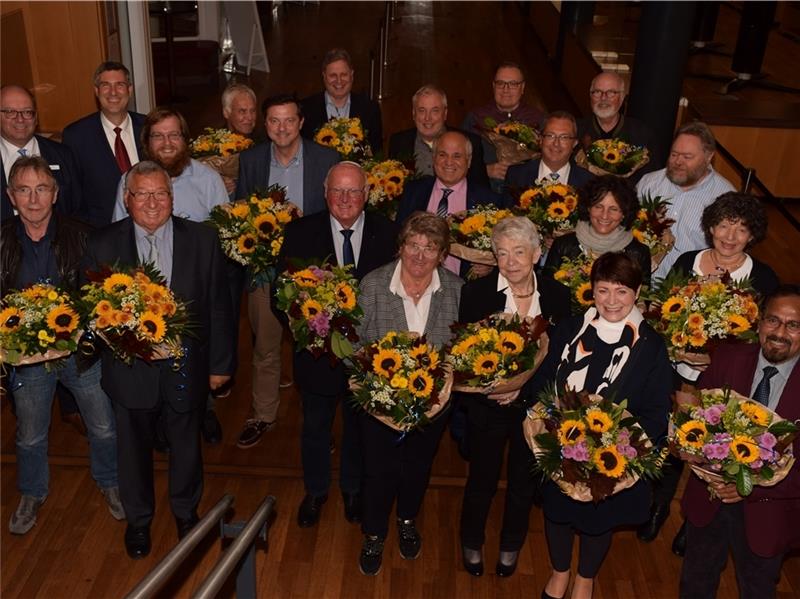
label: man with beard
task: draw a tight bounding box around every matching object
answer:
[636,121,734,280]
[679,285,800,599]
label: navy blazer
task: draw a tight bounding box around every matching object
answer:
[300,92,383,155]
[234,138,339,216]
[504,158,594,197]
[61,111,146,226]
[1,135,83,221]
[387,126,489,187]
[396,175,507,224]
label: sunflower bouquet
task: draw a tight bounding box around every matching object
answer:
[0,284,83,367]
[274,261,362,362]
[80,264,191,365]
[631,193,675,272]
[552,253,596,313]
[447,204,515,265]
[524,386,666,503]
[481,117,541,164]
[670,387,797,496]
[363,159,412,220]
[313,117,372,161]
[577,138,649,177]
[349,331,452,432]
[208,185,301,287]
[513,181,579,238]
[189,127,254,178]
[447,314,549,396]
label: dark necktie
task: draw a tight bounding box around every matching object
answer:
[752,365,779,406]
[437,188,453,217]
[114,126,132,173]
[549,172,560,182]
[341,229,355,267]
[18,148,27,157]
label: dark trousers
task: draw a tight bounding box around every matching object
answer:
[301,390,362,497]
[460,399,537,551]
[114,400,202,527]
[680,503,784,599]
[359,408,449,538]
[544,517,613,578]
[650,369,689,507]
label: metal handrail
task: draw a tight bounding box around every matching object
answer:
[123,494,235,599]
[191,495,277,599]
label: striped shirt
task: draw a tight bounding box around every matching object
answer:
[636,166,735,280]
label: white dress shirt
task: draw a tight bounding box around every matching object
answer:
[389,261,441,335]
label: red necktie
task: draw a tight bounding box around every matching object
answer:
[114,126,132,173]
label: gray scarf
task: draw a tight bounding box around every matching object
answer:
[575,220,632,255]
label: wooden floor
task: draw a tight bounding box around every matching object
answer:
[2,2,799,598]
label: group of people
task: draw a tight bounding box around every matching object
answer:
[1,48,798,599]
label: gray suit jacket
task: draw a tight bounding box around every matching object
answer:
[357,260,464,348]
[234,138,340,215]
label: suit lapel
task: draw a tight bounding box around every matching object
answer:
[92,113,118,165]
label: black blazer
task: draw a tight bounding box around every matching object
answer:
[276,209,399,395]
[387,126,490,187]
[669,250,779,298]
[396,175,507,224]
[1,135,83,221]
[84,216,235,411]
[504,158,594,197]
[234,138,339,216]
[61,111,146,226]
[300,92,383,154]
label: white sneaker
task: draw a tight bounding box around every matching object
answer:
[9,495,46,535]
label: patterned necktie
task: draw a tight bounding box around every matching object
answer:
[145,234,159,268]
[752,365,779,406]
[437,188,453,217]
[114,126,132,173]
[549,172,560,182]
[18,148,27,157]
[340,229,355,266]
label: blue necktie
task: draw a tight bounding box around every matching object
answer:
[437,188,453,217]
[549,172,560,181]
[18,148,27,157]
[752,366,778,406]
[341,229,355,267]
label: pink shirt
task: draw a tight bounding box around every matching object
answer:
[426,178,467,275]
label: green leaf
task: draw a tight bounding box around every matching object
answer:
[768,420,799,436]
[725,462,740,476]
[330,331,354,360]
[736,467,753,496]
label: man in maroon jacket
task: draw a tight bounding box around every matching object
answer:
[679,284,800,599]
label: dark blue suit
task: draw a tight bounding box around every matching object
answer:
[396,175,507,224]
[504,159,594,195]
[61,111,146,227]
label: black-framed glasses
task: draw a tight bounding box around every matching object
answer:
[590,89,622,99]
[493,80,524,90]
[1,109,36,120]
[762,315,800,334]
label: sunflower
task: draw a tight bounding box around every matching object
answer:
[547,202,569,220]
[576,282,594,306]
[687,312,705,330]
[144,283,168,304]
[558,419,586,445]
[670,331,688,348]
[563,195,578,211]
[549,184,569,197]
[553,269,569,282]
[518,189,538,209]
[372,348,402,378]
[471,352,498,376]
[688,329,707,348]
[237,233,258,254]
[603,149,621,164]
[743,298,759,321]
[315,127,337,146]
[661,297,685,319]
[408,369,434,398]
[292,269,319,288]
[727,314,751,335]
[384,180,399,197]
[46,304,79,333]
[276,209,294,224]
[334,282,357,311]
[731,435,760,464]
[409,343,429,361]
[162,301,178,317]
[0,307,23,333]
[677,420,708,448]
[459,214,487,235]
[300,299,323,320]
[102,273,135,294]
[740,401,770,426]
[95,315,112,329]
[386,169,404,184]
[253,213,278,239]
[347,124,364,141]
[138,310,166,342]
[585,408,613,433]
[111,310,133,326]
[496,331,525,356]
[593,446,627,478]
[452,335,479,356]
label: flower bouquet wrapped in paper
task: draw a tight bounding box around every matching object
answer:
[631,193,675,273]
[670,387,797,496]
[552,253,596,314]
[314,117,372,161]
[481,117,541,164]
[208,185,301,287]
[513,181,579,239]
[447,314,548,396]
[363,159,412,220]
[349,331,452,432]
[447,205,514,265]
[524,386,666,503]
[80,264,191,365]
[1,284,82,367]
[576,138,649,177]
[189,127,254,178]
[274,261,362,363]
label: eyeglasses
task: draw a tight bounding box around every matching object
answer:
[97,81,130,92]
[404,242,440,257]
[1,109,36,120]
[761,315,800,334]
[590,89,622,99]
[493,80,524,90]
[128,190,171,203]
[541,133,576,143]
[328,188,365,199]
[11,185,55,197]
[149,132,183,143]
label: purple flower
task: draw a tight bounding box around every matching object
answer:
[309,312,330,337]
[759,446,776,462]
[563,441,590,462]
[757,432,777,449]
[702,442,730,461]
[617,429,631,444]
[751,459,764,469]
[712,432,732,443]
[702,404,725,425]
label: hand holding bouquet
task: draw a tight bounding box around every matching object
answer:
[576,138,649,177]
[190,127,254,178]
[314,117,372,161]
[448,205,514,265]
[513,181,579,239]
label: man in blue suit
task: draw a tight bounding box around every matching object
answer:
[62,62,146,227]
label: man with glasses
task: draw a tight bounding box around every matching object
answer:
[276,162,398,528]
[1,85,83,220]
[62,61,146,226]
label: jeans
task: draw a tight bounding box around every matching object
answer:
[11,356,118,498]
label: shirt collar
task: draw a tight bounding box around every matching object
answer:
[756,350,800,385]
[270,141,303,168]
[1,135,37,156]
[389,261,442,299]
[324,91,351,117]
[433,177,467,194]
[330,210,365,235]
[133,218,172,243]
[99,111,132,135]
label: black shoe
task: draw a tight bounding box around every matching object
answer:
[125,525,151,559]
[176,513,199,540]
[637,503,670,542]
[202,410,222,445]
[297,494,327,528]
[397,518,421,560]
[343,492,362,524]
[462,546,483,576]
[541,590,566,599]
[672,520,687,557]
[496,550,519,577]
[359,535,384,576]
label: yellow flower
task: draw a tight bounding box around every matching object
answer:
[300,299,323,320]
[687,312,705,330]
[237,233,257,254]
[518,189,538,209]
[292,269,319,288]
[576,282,594,306]
[0,307,23,333]
[380,331,397,345]
[677,420,707,448]
[631,228,645,243]
[549,184,569,197]
[661,297,685,319]
[740,401,770,427]
[459,214,487,235]
[563,195,577,211]
[333,282,356,311]
[276,209,294,224]
[553,269,568,282]
[452,335,479,356]
[103,273,135,294]
[409,343,429,361]
[373,348,402,378]
[253,213,278,238]
[230,203,250,218]
[603,149,621,164]
[315,127,337,146]
[46,304,79,333]
[95,300,113,315]
[138,311,166,342]
[671,331,688,348]
[384,180,399,197]
[593,446,627,478]
[111,310,133,326]
[547,202,569,220]
[478,328,499,343]
[496,331,525,356]
[37,329,56,343]
[727,314,751,335]
[347,124,364,140]
[47,290,59,301]
[96,315,112,329]
[585,409,613,433]
[688,329,707,348]
[731,435,760,464]
[743,298,759,321]
[473,352,499,376]
[407,369,434,398]
[390,374,408,389]
[558,419,586,445]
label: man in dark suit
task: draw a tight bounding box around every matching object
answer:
[233,94,340,450]
[84,160,234,559]
[62,62,146,227]
[387,84,489,187]
[300,48,383,154]
[679,285,800,599]
[1,84,83,220]
[277,162,398,528]
[505,110,593,196]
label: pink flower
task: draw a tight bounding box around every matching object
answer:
[757,432,777,449]
[617,443,637,459]
[702,404,725,425]
[562,441,590,462]
[309,312,330,337]
[702,442,730,461]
